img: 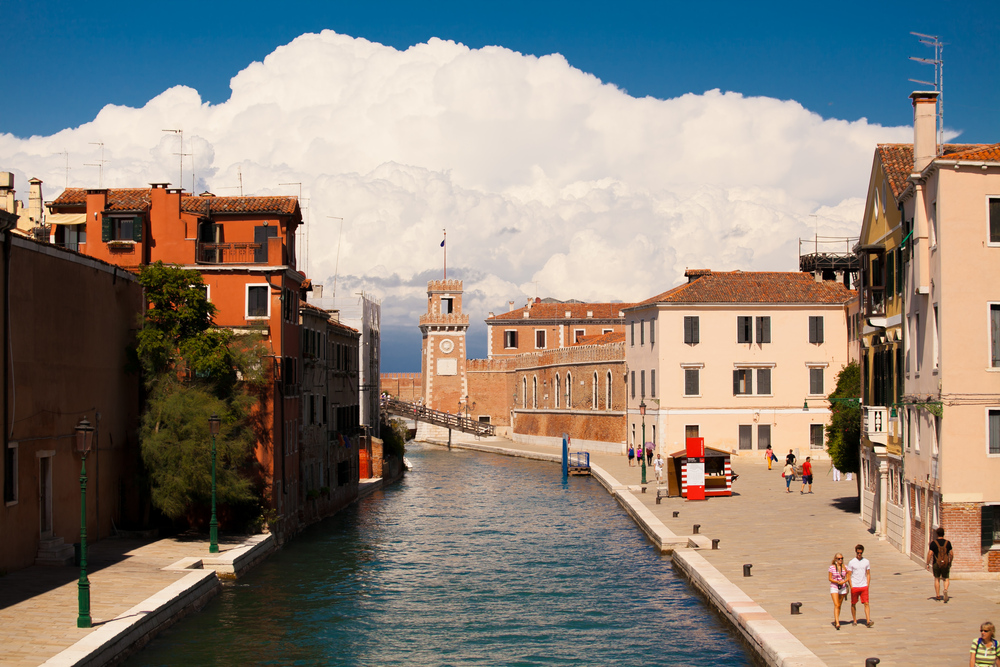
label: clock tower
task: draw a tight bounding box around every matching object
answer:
[418,279,469,439]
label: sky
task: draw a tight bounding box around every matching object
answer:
[3,1,999,370]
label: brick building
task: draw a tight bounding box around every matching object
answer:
[485,299,633,358]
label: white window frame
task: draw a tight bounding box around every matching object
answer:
[806,362,829,397]
[245,283,271,319]
[682,363,703,398]
[810,423,825,449]
[504,329,518,349]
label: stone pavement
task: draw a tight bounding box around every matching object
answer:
[440,434,1000,667]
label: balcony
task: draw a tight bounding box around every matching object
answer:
[862,285,885,318]
[197,242,265,264]
[863,406,888,446]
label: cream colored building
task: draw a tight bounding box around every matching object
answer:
[623,270,853,460]
[885,91,1000,572]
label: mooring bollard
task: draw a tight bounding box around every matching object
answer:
[865,659,880,667]
[790,602,802,615]
[743,564,752,577]
[712,539,720,550]
[693,524,701,534]
[673,511,679,518]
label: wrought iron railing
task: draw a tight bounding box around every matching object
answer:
[382,396,495,437]
[197,242,264,264]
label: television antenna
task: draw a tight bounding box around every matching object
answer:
[84,142,107,188]
[162,129,186,189]
[328,216,344,297]
[279,182,309,274]
[58,150,71,189]
[909,32,944,152]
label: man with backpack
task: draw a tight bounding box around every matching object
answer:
[926,526,954,602]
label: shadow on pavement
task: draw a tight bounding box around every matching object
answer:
[830,495,860,513]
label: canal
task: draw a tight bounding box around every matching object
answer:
[127,442,752,666]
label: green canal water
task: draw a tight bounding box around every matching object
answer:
[126,442,752,666]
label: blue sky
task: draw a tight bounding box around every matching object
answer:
[4,2,999,372]
[6,1,999,142]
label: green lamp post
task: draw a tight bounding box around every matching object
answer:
[75,417,95,628]
[209,414,221,554]
[639,399,647,485]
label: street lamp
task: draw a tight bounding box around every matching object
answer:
[75,417,95,628]
[208,414,221,554]
[639,399,647,485]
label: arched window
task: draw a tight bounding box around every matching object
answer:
[555,373,561,408]
[532,376,538,409]
[593,372,598,409]
[606,371,612,409]
[522,376,527,409]
[565,372,572,408]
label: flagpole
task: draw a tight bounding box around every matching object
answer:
[443,229,447,280]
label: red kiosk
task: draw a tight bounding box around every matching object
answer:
[665,440,735,499]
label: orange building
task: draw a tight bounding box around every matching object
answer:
[48,185,311,540]
[485,299,633,358]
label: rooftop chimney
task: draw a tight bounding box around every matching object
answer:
[910,91,940,173]
[28,178,43,223]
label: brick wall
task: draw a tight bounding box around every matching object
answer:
[381,372,423,402]
[942,502,984,572]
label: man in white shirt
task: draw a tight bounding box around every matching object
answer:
[846,544,872,627]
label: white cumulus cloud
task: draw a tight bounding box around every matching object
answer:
[0,30,911,365]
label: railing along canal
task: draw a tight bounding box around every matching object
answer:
[382,396,495,437]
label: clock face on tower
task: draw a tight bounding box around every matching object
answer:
[439,338,455,354]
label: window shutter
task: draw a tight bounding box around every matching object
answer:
[651,369,656,398]
[992,306,1000,367]
[684,317,692,344]
[746,369,752,394]
[733,370,739,394]
[816,317,823,344]
[757,368,771,395]
[692,317,699,344]
[132,216,143,242]
[756,317,770,343]
[991,198,1000,244]
[101,215,112,242]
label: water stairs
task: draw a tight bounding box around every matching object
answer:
[382,397,495,438]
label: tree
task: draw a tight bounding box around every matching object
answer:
[826,361,861,474]
[136,262,267,522]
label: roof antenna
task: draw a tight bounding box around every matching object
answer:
[59,150,70,190]
[280,182,308,274]
[909,32,944,152]
[85,142,107,188]
[162,129,186,189]
[328,216,344,297]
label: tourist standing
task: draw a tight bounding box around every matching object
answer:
[847,544,873,627]
[786,449,796,467]
[927,526,954,602]
[782,461,794,493]
[654,454,664,484]
[765,444,775,470]
[800,457,813,494]
[828,553,849,630]
[970,622,998,667]
[832,466,842,482]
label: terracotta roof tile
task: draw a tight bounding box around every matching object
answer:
[877,143,991,200]
[630,271,854,308]
[49,189,299,216]
[488,302,634,321]
[573,332,625,346]
[937,143,1000,162]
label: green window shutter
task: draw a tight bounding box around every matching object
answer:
[132,216,143,242]
[101,215,112,242]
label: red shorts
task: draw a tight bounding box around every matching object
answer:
[851,586,869,604]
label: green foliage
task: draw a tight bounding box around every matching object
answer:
[380,417,407,459]
[826,361,861,474]
[135,262,267,522]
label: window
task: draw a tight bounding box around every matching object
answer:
[733,369,752,395]
[532,376,537,408]
[757,424,771,450]
[574,329,586,344]
[650,369,656,398]
[522,377,527,409]
[982,505,1000,549]
[809,368,824,395]
[737,316,752,343]
[932,304,940,370]
[630,371,635,399]
[810,423,824,449]
[684,368,700,396]
[504,330,518,349]
[649,319,655,345]
[991,305,1000,367]
[989,410,1000,455]
[478,415,491,424]
[441,297,454,314]
[102,214,143,242]
[246,284,270,318]
[756,317,771,344]
[565,372,572,408]
[757,368,771,395]
[739,424,752,450]
[990,198,1000,244]
[640,370,646,398]
[809,316,824,344]
[554,374,560,408]
[535,329,546,349]
[606,371,613,409]
[685,425,699,439]
[4,441,16,504]
[640,320,645,345]
[630,321,635,346]
[929,201,937,248]
[603,328,613,335]
[684,316,700,345]
[592,372,598,409]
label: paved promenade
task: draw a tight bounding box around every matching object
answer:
[438,434,1000,667]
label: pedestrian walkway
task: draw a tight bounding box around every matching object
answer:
[438,434,1000,666]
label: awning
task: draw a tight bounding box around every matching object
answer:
[47,213,87,226]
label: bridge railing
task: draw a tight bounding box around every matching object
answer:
[382,397,495,437]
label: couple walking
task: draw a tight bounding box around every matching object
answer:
[827,544,873,630]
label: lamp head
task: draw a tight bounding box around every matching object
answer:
[639,399,646,416]
[208,414,221,436]
[75,417,95,454]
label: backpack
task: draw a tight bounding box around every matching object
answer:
[934,539,952,568]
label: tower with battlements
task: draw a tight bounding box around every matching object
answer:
[417,280,469,439]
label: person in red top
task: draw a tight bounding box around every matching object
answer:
[800,456,814,494]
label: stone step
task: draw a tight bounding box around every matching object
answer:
[35,536,74,566]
